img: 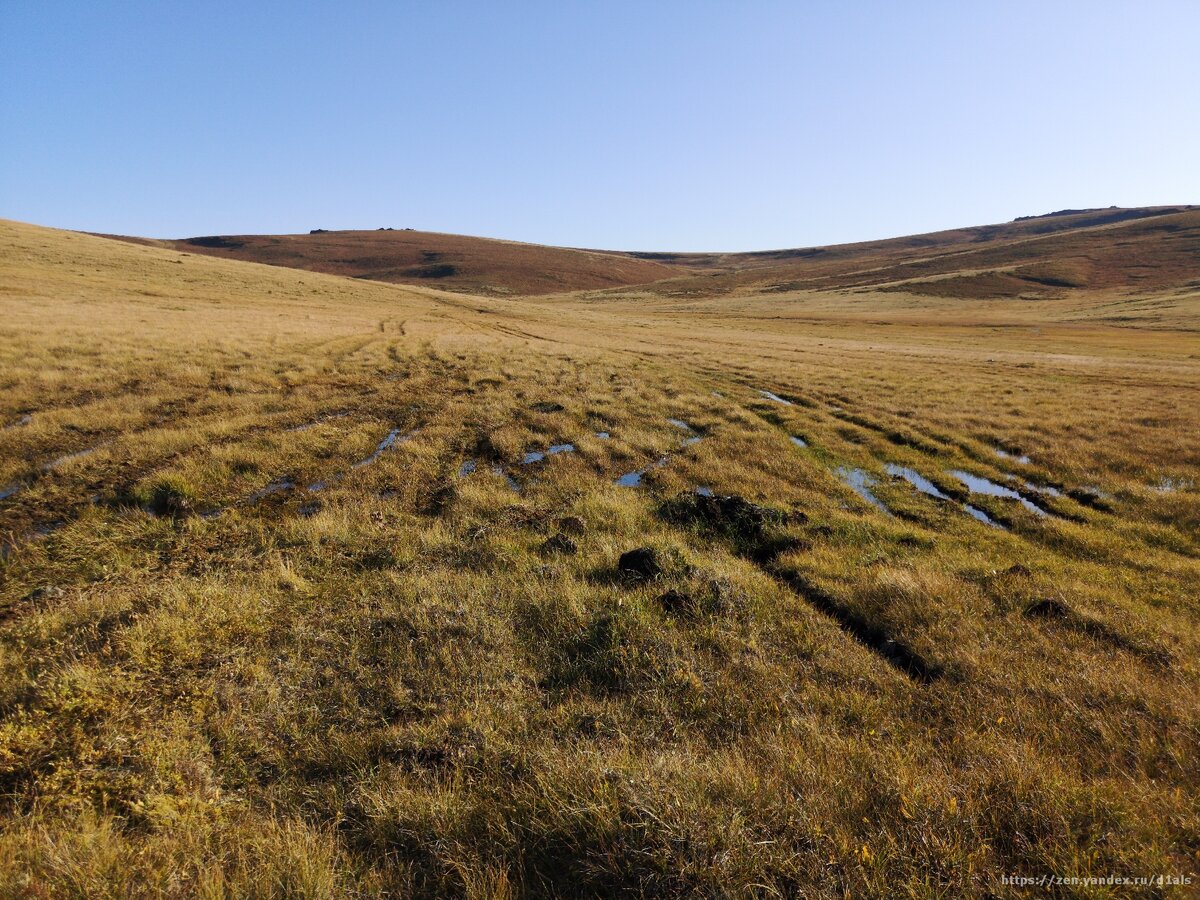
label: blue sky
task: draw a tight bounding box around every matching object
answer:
[2,1,1197,251]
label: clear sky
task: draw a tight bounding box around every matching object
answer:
[2,1,1197,251]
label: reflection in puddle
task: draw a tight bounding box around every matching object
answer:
[310,426,418,488]
[759,390,793,406]
[964,504,1001,528]
[952,470,1045,516]
[4,414,32,430]
[287,411,350,433]
[0,521,64,560]
[458,459,477,477]
[835,466,892,515]
[0,484,23,501]
[667,418,691,430]
[885,464,949,499]
[683,435,702,447]
[995,447,1031,464]
[353,428,405,469]
[1023,480,1062,498]
[246,479,295,503]
[1155,477,1192,493]
[522,443,576,465]
[44,442,109,472]
[616,456,668,488]
[595,431,610,440]
[492,464,521,492]
[790,435,808,448]
[696,486,714,497]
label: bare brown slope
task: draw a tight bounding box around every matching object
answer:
[97,204,1198,300]
[572,205,1200,303]
[99,228,691,296]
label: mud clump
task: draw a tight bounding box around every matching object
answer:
[1024,597,1071,620]
[556,516,586,535]
[661,491,802,562]
[663,491,785,536]
[541,534,578,555]
[618,547,662,582]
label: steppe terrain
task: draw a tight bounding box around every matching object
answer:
[1,208,1198,896]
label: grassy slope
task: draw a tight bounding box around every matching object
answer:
[101,228,690,297]
[1,218,1198,895]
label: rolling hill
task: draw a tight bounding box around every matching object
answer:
[98,205,1200,305]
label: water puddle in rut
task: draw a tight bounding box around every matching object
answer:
[885,464,949,500]
[994,447,1031,464]
[835,466,892,515]
[759,390,793,406]
[952,470,1046,516]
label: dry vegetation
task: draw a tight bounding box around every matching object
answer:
[1,215,1198,896]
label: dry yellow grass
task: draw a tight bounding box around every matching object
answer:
[0,218,1197,896]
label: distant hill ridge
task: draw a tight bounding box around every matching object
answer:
[94,204,1199,300]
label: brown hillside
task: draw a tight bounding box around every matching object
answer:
[96,205,1199,302]
[100,228,691,296]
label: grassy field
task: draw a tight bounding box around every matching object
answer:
[1,217,1198,896]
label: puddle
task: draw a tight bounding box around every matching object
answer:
[0,521,64,560]
[492,464,521,492]
[0,484,23,502]
[995,448,1031,464]
[885,464,950,500]
[1155,477,1192,493]
[616,456,668,488]
[835,466,892,515]
[458,459,477,477]
[667,418,692,431]
[307,479,329,492]
[964,504,1002,528]
[952,470,1045,516]
[352,428,405,469]
[286,411,350,433]
[595,431,610,440]
[299,501,322,517]
[44,442,109,472]
[522,443,576,465]
[246,479,296,503]
[695,486,714,497]
[4,414,32,430]
[1023,480,1062,498]
[790,435,808,448]
[759,390,793,406]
